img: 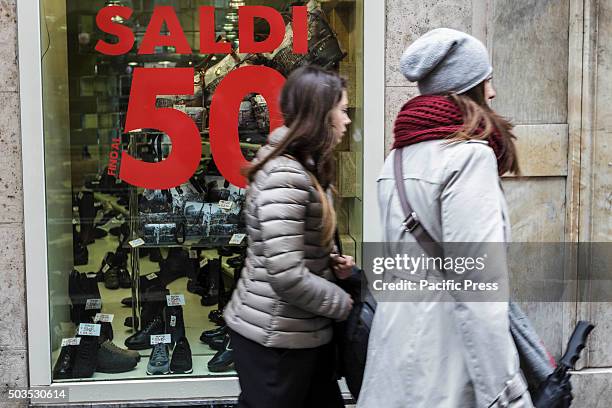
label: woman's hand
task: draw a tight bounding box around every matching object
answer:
[331,254,355,280]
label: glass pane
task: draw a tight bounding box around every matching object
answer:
[41,0,363,383]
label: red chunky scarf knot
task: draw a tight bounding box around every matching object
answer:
[392,95,505,167]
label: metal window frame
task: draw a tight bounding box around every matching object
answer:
[18,0,385,403]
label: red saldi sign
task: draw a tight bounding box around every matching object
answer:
[96,5,308,189]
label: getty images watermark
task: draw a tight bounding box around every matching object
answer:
[362,242,612,302]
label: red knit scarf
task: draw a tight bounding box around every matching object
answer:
[393,95,505,168]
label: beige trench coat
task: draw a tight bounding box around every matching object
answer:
[357,140,533,408]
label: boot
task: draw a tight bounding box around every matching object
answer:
[200,259,221,306]
[159,248,191,285]
[53,345,77,380]
[72,225,88,266]
[164,305,185,348]
[78,191,97,245]
[69,270,101,324]
[71,335,99,378]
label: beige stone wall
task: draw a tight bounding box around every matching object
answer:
[0,0,28,403]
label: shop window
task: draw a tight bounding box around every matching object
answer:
[42,0,363,382]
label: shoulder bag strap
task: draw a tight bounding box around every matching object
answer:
[393,148,443,259]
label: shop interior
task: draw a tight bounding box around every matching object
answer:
[43,0,363,382]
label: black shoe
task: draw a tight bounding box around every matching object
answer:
[207,334,234,373]
[227,255,245,270]
[208,309,225,326]
[104,267,120,290]
[159,248,192,285]
[69,270,101,324]
[206,334,225,351]
[124,315,164,350]
[164,305,185,347]
[99,321,114,343]
[124,315,139,329]
[170,337,193,374]
[118,267,131,288]
[121,296,132,307]
[199,259,221,306]
[92,227,108,239]
[53,345,77,380]
[200,326,227,343]
[186,278,204,296]
[71,335,99,378]
[149,247,163,263]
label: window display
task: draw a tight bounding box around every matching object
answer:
[42,0,363,383]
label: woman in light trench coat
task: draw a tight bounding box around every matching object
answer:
[357,29,534,407]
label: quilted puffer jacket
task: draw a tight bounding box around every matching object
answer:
[224,126,352,349]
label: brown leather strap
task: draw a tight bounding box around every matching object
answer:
[393,148,443,258]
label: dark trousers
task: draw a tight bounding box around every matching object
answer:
[231,330,344,408]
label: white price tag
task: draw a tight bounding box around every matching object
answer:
[146,272,158,280]
[101,264,110,273]
[170,315,177,327]
[199,258,208,268]
[94,313,114,323]
[229,233,246,245]
[77,323,101,337]
[218,200,234,211]
[61,337,81,347]
[189,250,197,259]
[85,298,102,310]
[150,334,171,345]
[166,294,186,306]
[129,238,145,248]
[78,191,84,200]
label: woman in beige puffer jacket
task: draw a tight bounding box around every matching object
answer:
[224,65,354,408]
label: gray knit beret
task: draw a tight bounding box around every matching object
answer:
[400,28,492,95]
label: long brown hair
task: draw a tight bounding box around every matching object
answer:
[448,82,520,175]
[245,65,347,245]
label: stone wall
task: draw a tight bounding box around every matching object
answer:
[0,0,28,406]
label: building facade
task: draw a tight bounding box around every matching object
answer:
[0,0,610,406]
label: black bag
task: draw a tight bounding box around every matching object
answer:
[333,233,376,399]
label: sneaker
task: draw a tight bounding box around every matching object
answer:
[147,343,170,375]
[170,337,193,374]
[96,340,138,374]
[207,333,234,373]
[200,326,226,343]
[124,315,164,350]
[71,335,99,378]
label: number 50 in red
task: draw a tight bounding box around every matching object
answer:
[119,66,285,189]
